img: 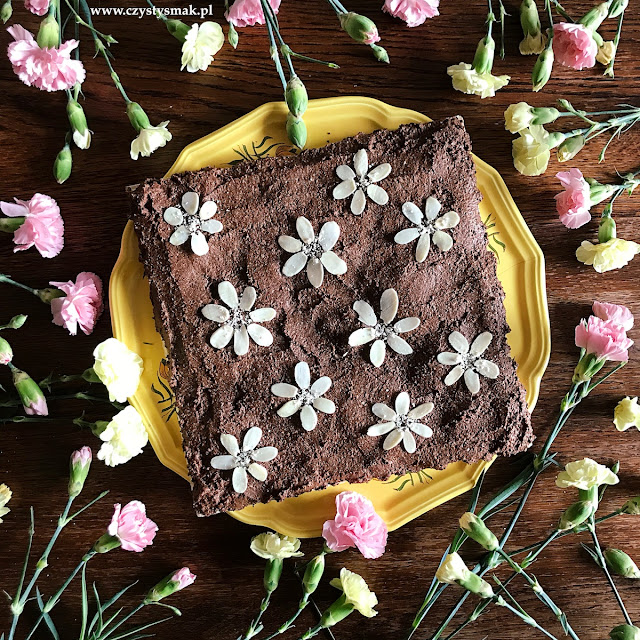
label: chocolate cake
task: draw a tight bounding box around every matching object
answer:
[128,117,533,516]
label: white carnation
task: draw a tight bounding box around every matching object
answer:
[181,22,224,73]
[97,406,148,467]
[130,121,172,160]
[93,338,143,403]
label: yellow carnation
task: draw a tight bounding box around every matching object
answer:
[519,32,547,55]
[329,568,378,618]
[435,552,469,584]
[0,483,12,523]
[512,125,556,176]
[614,397,640,432]
[446,63,510,99]
[596,41,616,65]
[505,102,535,134]
[576,238,640,273]
[250,532,303,560]
[92,338,144,403]
[556,458,619,491]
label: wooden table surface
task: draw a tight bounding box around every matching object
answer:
[2,1,640,638]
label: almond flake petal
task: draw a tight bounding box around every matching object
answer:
[190,231,209,256]
[310,376,331,397]
[349,327,376,346]
[367,184,389,205]
[424,196,442,221]
[252,447,278,462]
[367,422,396,436]
[372,403,396,420]
[437,352,462,365]
[313,397,336,414]
[470,332,493,356]
[333,179,357,200]
[163,207,183,226]
[295,361,311,389]
[336,165,356,180]
[387,334,413,355]
[199,200,218,220]
[403,430,417,454]
[408,403,434,419]
[278,399,302,417]
[240,286,256,311]
[416,232,431,262]
[300,405,318,431]
[279,235,303,253]
[395,392,410,416]
[200,219,223,234]
[383,429,403,451]
[247,463,267,482]
[475,359,500,379]
[464,369,481,394]
[247,323,273,347]
[181,191,199,215]
[232,467,248,493]
[234,325,250,356]
[433,230,453,252]
[218,281,239,309]
[353,301,377,327]
[283,252,308,276]
[435,211,460,229]
[318,221,340,251]
[370,339,386,367]
[202,304,230,322]
[320,251,347,275]
[307,258,324,288]
[402,202,424,225]
[380,288,399,324]
[210,325,234,349]
[271,383,298,398]
[410,423,433,438]
[449,331,469,354]
[249,308,276,322]
[444,365,465,386]
[220,433,239,456]
[351,188,366,215]
[169,226,190,246]
[296,216,315,244]
[243,426,262,451]
[367,163,391,182]
[353,149,368,177]
[395,228,421,245]
[211,455,236,470]
[394,317,420,333]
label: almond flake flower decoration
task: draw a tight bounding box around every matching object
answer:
[437,331,500,395]
[279,217,347,288]
[367,392,434,453]
[210,427,278,494]
[332,149,391,215]
[163,192,222,256]
[202,281,275,356]
[394,197,460,262]
[271,361,336,431]
[348,288,420,368]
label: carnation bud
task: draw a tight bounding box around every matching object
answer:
[319,595,354,628]
[228,23,238,48]
[1,0,12,23]
[472,35,496,74]
[53,143,72,184]
[579,1,610,32]
[11,367,48,416]
[609,0,628,18]
[573,351,606,382]
[558,500,595,531]
[92,533,121,554]
[302,554,325,595]
[531,107,560,125]
[610,624,640,640]
[263,558,283,593]
[598,214,617,244]
[532,47,554,92]
[520,0,542,37]
[126,101,151,133]
[145,567,196,602]
[557,135,585,162]
[36,14,60,49]
[67,99,91,150]
[604,548,640,579]
[286,114,307,150]
[6,314,27,329]
[165,18,190,43]
[285,76,308,119]
[338,12,380,45]
[371,44,389,63]
[0,337,13,365]
[35,287,64,304]
[459,513,499,551]
[621,497,640,515]
[68,446,92,497]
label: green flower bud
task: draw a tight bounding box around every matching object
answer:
[6,314,27,329]
[459,512,499,551]
[461,572,495,598]
[338,12,380,45]
[609,0,628,18]
[558,500,595,531]
[371,44,389,63]
[68,447,92,498]
[472,35,496,74]
[126,101,151,133]
[92,533,121,554]
[573,352,606,383]
[579,1,610,32]
[286,114,307,150]
[598,214,617,243]
[35,287,64,304]
[228,23,238,49]
[604,548,640,579]
[319,594,354,628]
[37,14,60,49]
[621,496,640,515]
[285,76,308,119]
[11,367,48,416]
[610,624,640,640]
[165,18,190,43]
[263,558,283,593]
[145,567,196,603]
[531,107,560,125]
[1,0,12,24]
[588,181,617,206]
[302,554,325,595]
[520,0,542,37]
[53,143,72,184]
[0,336,13,365]
[557,135,586,162]
[67,99,91,150]
[532,47,554,92]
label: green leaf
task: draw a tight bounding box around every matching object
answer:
[88,583,104,637]
[35,588,60,640]
[108,617,173,640]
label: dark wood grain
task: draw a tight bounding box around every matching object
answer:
[1,1,640,639]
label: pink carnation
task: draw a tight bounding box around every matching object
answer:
[24,0,50,15]
[322,491,388,559]
[7,24,86,92]
[71,446,92,467]
[575,315,634,362]
[108,501,158,552]
[593,301,634,332]
[171,567,197,590]
[555,169,592,229]
[49,271,103,336]
[0,193,64,258]
[382,0,439,27]
[552,22,597,70]
[225,0,280,27]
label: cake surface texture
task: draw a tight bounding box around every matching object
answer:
[128,118,534,516]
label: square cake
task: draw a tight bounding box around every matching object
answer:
[128,117,533,516]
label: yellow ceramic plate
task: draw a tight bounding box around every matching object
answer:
[110,97,550,538]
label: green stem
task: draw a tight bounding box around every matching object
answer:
[62,0,112,41]
[0,274,38,296]
[243,593,272,640]
[605,10,624,77]
[8,507,35,640]
[496,597,560,640]
[551,0,573,22]
[263,595,310,640]
[260,0,287,90]
[98,602,145,640]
